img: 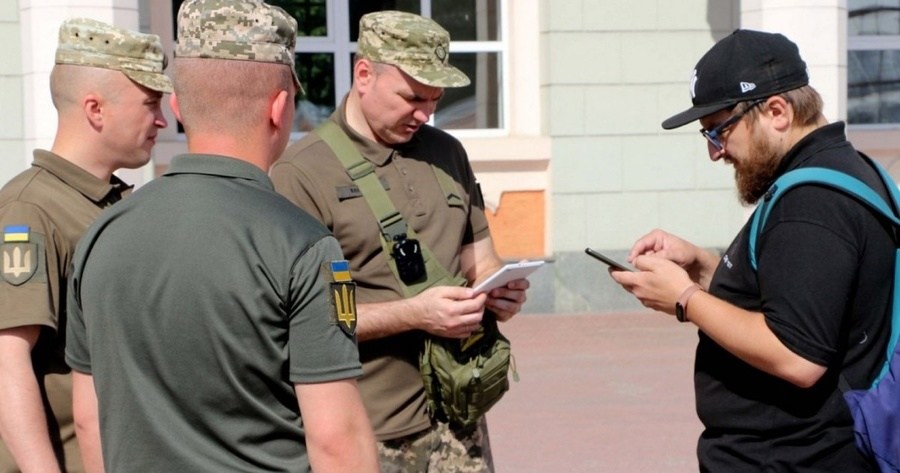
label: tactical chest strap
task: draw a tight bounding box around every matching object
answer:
[315,120,466,297]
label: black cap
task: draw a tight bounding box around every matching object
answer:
[661,29,809,130]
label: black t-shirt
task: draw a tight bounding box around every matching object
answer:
[697,123,889,472]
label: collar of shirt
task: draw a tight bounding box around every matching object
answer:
[332,95,400,167]
[774,121,848,177]
[31,149,132,204]
[163,154,275,192]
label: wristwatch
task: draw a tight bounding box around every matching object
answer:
[675,283,704,323]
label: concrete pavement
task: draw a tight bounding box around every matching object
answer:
[487,311,702,473]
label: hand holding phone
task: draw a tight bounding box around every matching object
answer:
[584,247,636,272]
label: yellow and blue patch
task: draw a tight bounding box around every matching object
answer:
[328,260,356,336]
[3,225,29,243]
[331,259,352,282]
[2,226,40,286]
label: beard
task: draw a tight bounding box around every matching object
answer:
[733,131,783,205]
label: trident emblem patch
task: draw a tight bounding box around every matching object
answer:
[1,243,38,286]
[330,260,357,337]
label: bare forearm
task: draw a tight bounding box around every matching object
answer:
[687,291,826,387]
[356,286,487,341]
[307,420,378,472]
[0,366,62,473]
[0,328,62,473]
[72,372,103,473]
[297,381,379,473]
[355,299,421,342]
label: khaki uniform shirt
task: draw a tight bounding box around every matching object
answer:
[0,150,130,472]
[272,99,491,440]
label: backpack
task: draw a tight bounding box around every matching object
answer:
[748,158,900,472]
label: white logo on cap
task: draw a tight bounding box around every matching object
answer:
[740,82,756,93]
[690,70,698,99]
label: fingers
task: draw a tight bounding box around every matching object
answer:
[447,318,485,339]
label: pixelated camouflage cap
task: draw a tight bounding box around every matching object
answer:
[358,11,470,88]
[55,18,173,93]
[175,0,303,93]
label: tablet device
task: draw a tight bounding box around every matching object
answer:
[473,260,545,294]
[584,247,636,272]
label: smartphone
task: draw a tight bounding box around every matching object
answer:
[584,247,636,272]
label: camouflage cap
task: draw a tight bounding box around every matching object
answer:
[175,0,303,93]
[358,11,470,88]
[55,18,173,93]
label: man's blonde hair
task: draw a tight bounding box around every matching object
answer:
[172,58,293,134]
[744,85,824,127]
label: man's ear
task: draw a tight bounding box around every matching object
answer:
[169,93,184,123]
[764,95,793,132]
[270,89,290,130]
[83,94,103,129]
[354,58,375,91]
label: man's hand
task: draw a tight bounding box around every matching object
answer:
[484,278,529,322]
[413,286,488,339]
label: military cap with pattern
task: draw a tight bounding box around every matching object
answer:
[358,10,470,88]
[56,18,173,94]
[175,0,303,93]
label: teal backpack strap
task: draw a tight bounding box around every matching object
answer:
[315,121,466,297]
[749,167,900,269]
[748,163,900,386]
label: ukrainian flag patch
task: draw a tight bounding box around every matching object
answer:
[331,260,352,282]
[328,260,356,337]
[3,225,29,243]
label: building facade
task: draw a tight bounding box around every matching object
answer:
[4,0,894,313]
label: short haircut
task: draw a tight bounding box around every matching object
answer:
[172,57,293,134]
[743,85,823,127]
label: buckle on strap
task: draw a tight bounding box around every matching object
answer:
[347,160,375,180]
[380,212,408,241]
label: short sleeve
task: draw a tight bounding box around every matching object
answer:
[286,236,363,383]
[0,201,58,331]
[64,259,91,373]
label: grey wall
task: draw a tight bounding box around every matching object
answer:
[531,0,743,314]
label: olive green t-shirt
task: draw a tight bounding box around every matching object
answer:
[66,154,363,472]
[271,100,491,440]
[0,150,130,472]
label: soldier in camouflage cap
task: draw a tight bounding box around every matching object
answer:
[175,0,303,92]
[0,17,170,473]
[63,1,380,472]
[272,9,527,473]
[56,17,173,93]
[358,10,470,88]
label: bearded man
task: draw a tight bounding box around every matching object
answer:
[610,29,886,472]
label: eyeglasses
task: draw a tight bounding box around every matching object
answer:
[700,99,767,150]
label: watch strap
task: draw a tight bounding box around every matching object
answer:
[675,283,704,323]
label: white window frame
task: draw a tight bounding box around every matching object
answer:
[293,0,510,139]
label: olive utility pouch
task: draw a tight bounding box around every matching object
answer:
[420,314,516,428]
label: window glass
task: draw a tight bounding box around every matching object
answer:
[848,1,900,124]
[349,1,421,40]
[436,52,501,129]
[432,0,500,41]
[848,50,900,123]
[849,0,900,35]
[295,53,335,131]
[277,0,328,37]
